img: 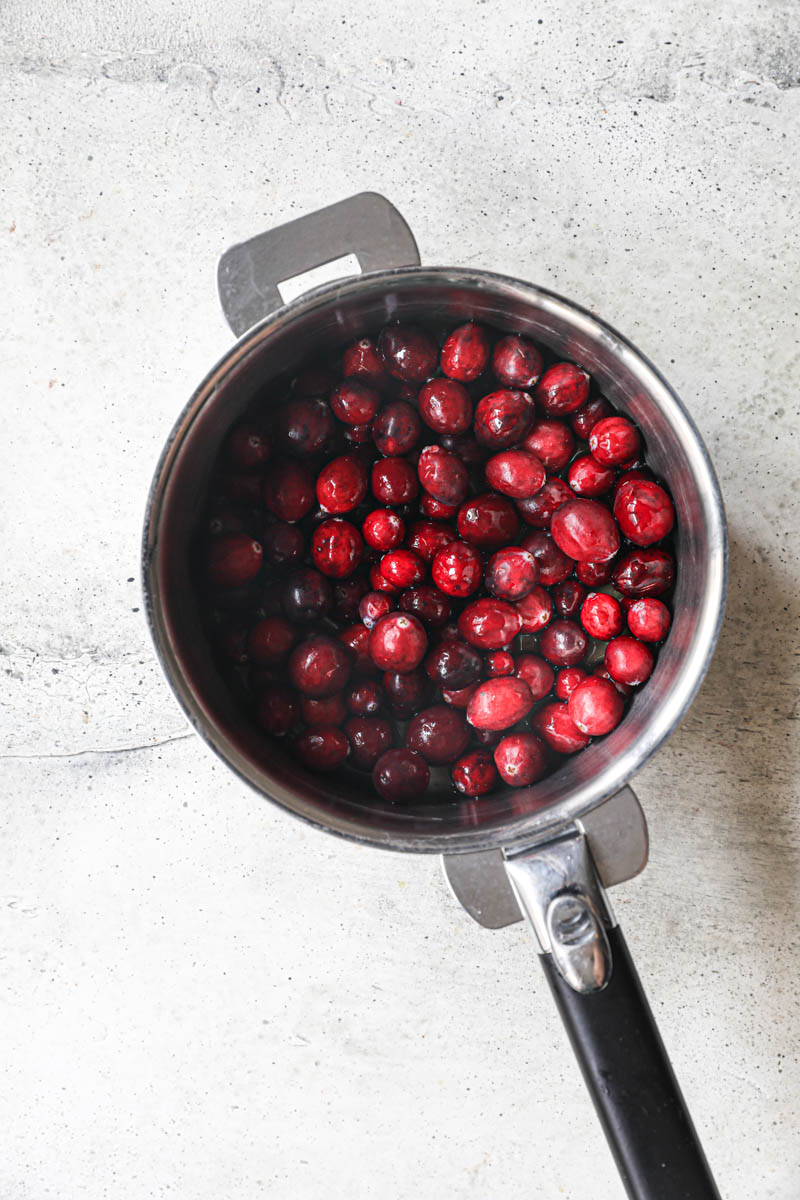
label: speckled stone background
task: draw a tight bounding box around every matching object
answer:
[2,1,800,1196]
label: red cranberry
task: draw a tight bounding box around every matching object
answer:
[345,422,374,445]
[425,639,483,689]
[522,420,575,471]
[225,424,272,471]
[515,654,555,701]
[553,580,588,620]
[486,547,538,601]
[605,636,654,686]
[256,685,299,736]
[440,322,491,382]
[516,477,572,529]
[515,586,554,633]
[590,416,641,466]
[568,454,616,497]
[419,378,473,433]
[570,395,612,439]
[338,623,375,673]
[626,597,671,642]
[467,677,534,731]
[458,598,522,650]
[593,665,632,696]
[383,669,430,718]
[359,590,395,630]
[613,548,675,597]
[292,366,335,397]
[206,533,263,587]
[474,390,535,448]
[452,749,499,797]
[519,530,574,586]
[295,726,350,772]
[431,541,483,598]
[330,380,381,426]
[494,733,548,786]
[534,363,590,415]
[342,337,390,387]
[580,592,624,640]
[372,400,421,456]
[540,619,588,667]
[406,520,453,563]
[262,521,305,566]
[491,334,543,389]
[486,650,515,677]
[346,679,384,716]
[531,702,590,754]
[380,549,426,589]
[371,457,419,505]
[301,693,348,727]
[613,479,675,546]
[282,568,333,623]
[457,493,519,549]
[363,507,406,552]
[555,666,588,701]
[379,324,438,382]
[316,454,368,514]
[264,461,315,522]
[441,682,479,709]
[275,397,335,457]
[406,705,470,764]
[576,558,615,587]
[248,616,296,666]
[485,448,546,499]
[439,434,488,466]
[289,634,352,697]
[311,518,363,579]
[369,562,399,594]
[332,575,370,623]
[568,676,625,736]
[416,445,468,507]
[398,586,451,629]
[473,726,503,747]
[614,468,654,496]
[369,613,428,672]
[372,748,430,801]
[551,499,621,563]
[419,494,458,520]
[345,716,395,770]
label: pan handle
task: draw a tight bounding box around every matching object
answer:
[217,192,420,336]
[505,835,721,1200]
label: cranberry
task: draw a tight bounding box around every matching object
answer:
[515,654,555,701]
[614,468,655,496]
[282,568,333,623]
[301,693,348,727]
[473,726,503,747]
[626,597,671,642]
[613,479,675,546]
[406,705,470,764]
[262,521,305,566]
[425,639,483,689]
[359,590,395,630]
[316,454,368,514]
[330,380,381,426]
[248,616,296,666]
[440,322,491,382]
[441,682,479,709]
[346,679,384,716]
[540,620,588,667]
[263,461,316,522]
[419,378,473,434]
[206,504,252,538]
[369,562,399,593]
[485,547,538,601]
[275,397,335,457]
[292,365,335,397]
[519,530,574,586]
[516,477,572,529]
[345,422,377,444]
[225,424,272,471]
[474,390,535,448]
[295,726,350,772]
[486,650,515,677]
[580,592,624,641]
[457,493,519,549]
[590,416,641,466]
[363,508,406,552]
[345,716,395,770]
[439,434,487,466]
[398,586,451,629]
[613,548,675,597]
[576,558,615,587]
[555,666,588,701]
[494,733,548,786]
[380,549,426,589]
[605,637,654,686]
[383,668,431,718]
[206,533,263,587]
[338,623,375,673]
[568,454,616,498]
[420,493,460,520]
[311,518,363,578]
[372,748,430,801]
[522,420,574,473]
[342,337,390,387]
[458,598,522,650]
[369,613,428,672]
[416,446,467,508]
[551,499,621,563]
[372,400,421,456]
[515,585,554,633]
[379,324,438,382]
[593,665,633,696]
[256,685,299,736]
[491,334,543,389]
[371,457,419,505]
[553,580,588,620]
[289,634,352,697]
[332,575,370,622]
[485,448,546,499]
[467,677,534,731]
[531,702,590,754]
[571,395,613,439]
[533,363,590,415]
[431,541,483,598]
[568,676,625,736]
[452,749,499,797]
[406,520,453,563]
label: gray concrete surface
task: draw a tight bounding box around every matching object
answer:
[2,1,800,1196]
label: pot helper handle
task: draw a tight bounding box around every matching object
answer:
[217,193,421,336]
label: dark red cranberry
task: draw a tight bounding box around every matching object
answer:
[516,477,572,529]
[457,493,519,549]
[289,634,352,697]
[431,541,483,598]
[316,454,368,514]
[626,597,671,642]
[614,468,655,496]
[568,454,616,498]
[519,530,574,586]
[344,422,373,445]
[263,460,316,522]
[485,547,538,601]
[486,650,515,677]
[292,365,336,397]
[458,598,522,650]
[473,726,503,747]
[551,498,621,563]
[531,702,590,754]
[576,558,615,587]
[554,666,588,701]
[372,748,430,801]
[613,548,675,597]
[398,586,451,629]
[522,419,575,471]
[372,400,422,456]
[262,521,305,566]
[425,639,483,689]
[338,623,375,673]
[534,362,590,415]
[452,749,499,797]
[206,503,253,538]
[369,613,428,672]
[380,549,426,589]
[206,533,263,587]
[329,380,381,426]
[568,676,625,736]
[383,669,431,718]
[311,518,363,578]
[419,378,473,434]
[300,693,348,727]
[406,520,454,563]
[494,733,547,786]
[295,726,350,772]
[613,479,675,546]
[467,677,534,731]
[580,592,624,640]
[248,616,297,666]
[420,493,460,520]
[332,575,370,622]
[441,682,479,709]
[605,637,654,686]
[345,716,395,770]
[342,337,389,387]
[552,580,588,620]
[440,322,491,382]
[439,434,488,466]
[515,585,554,633]
[359,590,395,630]
[378,324,438,382]
[346,680,383,717]
[590,416,641,466]
[406,705,470,765]
[540,619,588,667]
[225,423,272,471]
[275,397,335,457]
[570,395,613,439]
[474,390,535,448]
[256,685,299,737]
[417,445,469,506]
[491,334,543,389]
[282,568,333,623]
[362,507,406,551]
[371,457,419,506]
[593,665,632,696]
[485,448,546,499]
[515,654,555,701]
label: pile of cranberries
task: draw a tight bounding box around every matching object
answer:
[197,319,676,803]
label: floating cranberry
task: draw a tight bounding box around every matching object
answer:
[316,454,368,514]
[568,454,616,498]
[372,748,430,801]
[580,592,624,641]
[571,395,613,439]
[419,378,473,434]
[452,749,500,796]
[338,623,375,673]
[378,324,438,382]
[551,498,620,563]
[425,639,483,689]
[532,702,590,754]
[457,493,519,549]
[486,547,538,601]
[359,590,395,630]
[553,580,588,620]
[519,529,574,586]
[458,598,522,650]
[540,619,588,667]
[248,616,296,666]
[441,682,479,709]
[515,585,554,633]
[613,548,675,597]
[486,650,515,677]
[207,533,263,588]
[515,654,555,701]
[341,336,389,386]
[406,520,454,563]
[567,676,624,736]
[345,716,395,770]
[534,363,590,415]
[485,448,546,499]
[295,726,350,772]
[263,460,316,522]
[555,666,588,701]
[605,636,654,686]
[289,634,352,698]
[330,380,381,426]
[275,397,335,457]
[491,334,543,389]
[398,586,451,629]
[576,558,615,587]
[614,479,675,546]
[467,677,534,731]
[282,568,333,623]
[494,733,548,786]
[371,457,419,505]
[262,521,305,566]
[420,493,460,520]
[417,445,469,506]
[362,507,406,552]
[225,424,272,471]
[406,705,470,765]
[383,669,431,718]
[380,548,426,589]
[369,562,399,593]
[522,419,575,471]
[626,597,671,642]
[346,679,384,716]
[590,416,641,466]
[301,693,348,727]
[474,390,535,448]
[369,613,428,672]
[516,477,572,529]
[256,685,299,736]
[440,322,491,382]
[431,541,483,598]
[311,518,363,578]
[372,400,421,456]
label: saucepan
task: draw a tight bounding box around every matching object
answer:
[143,193,727,1199]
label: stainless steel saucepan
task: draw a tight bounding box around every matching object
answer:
[143,193,727,1199]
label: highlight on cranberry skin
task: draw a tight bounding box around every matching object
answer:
[522,419,575,472]
[362,508,405,552]
[486,546,539,601]
[372,748,430,801]
[316,454,368,514]
[494,732,548,786]
[457,598,522,650]
[289,634,352,698]
[613,548,675,597]
[590,415,642,467]
[519,529,575,586]
[491,334,543,390]
[440,322,491,383]
[330,380,381,426]
[452,749,500,797]
[571,395,613,439]
[311,518,364,578]
[466,677,534,731]
[359,590,394,630]
[626,597,672,642]
[550,498,621,563]
[534,363,590,415]
[486,650,515,677]
[554,666,588,701]
[605,636,655,686]
[378,323,438,383]
[431,540,483,597]
[368,613,428,672]
[568,454,616,498]
[379,548,426,589]
[206,532,263,588]
[473,390,536,449]
[425,639,483,689]
[613,479,676,546]
[568,676,625,736]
